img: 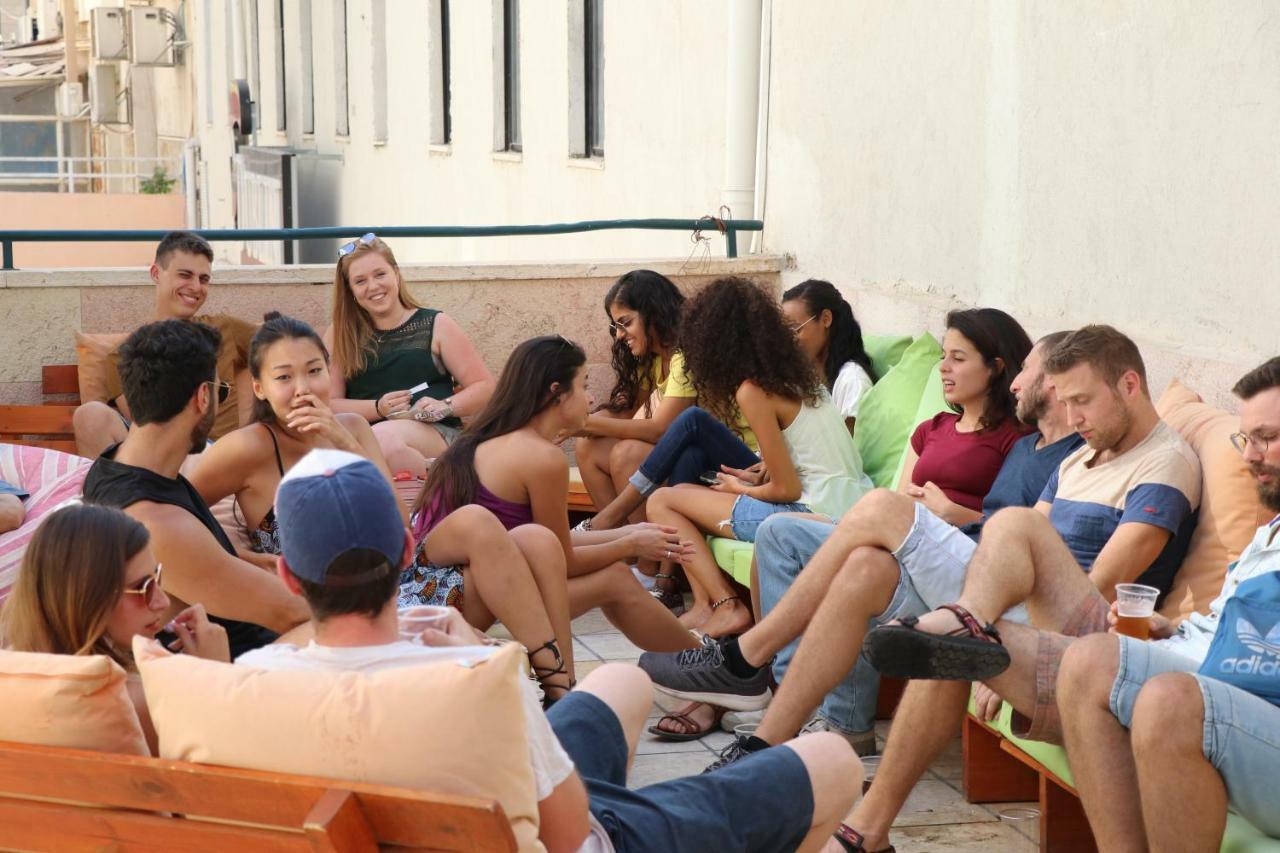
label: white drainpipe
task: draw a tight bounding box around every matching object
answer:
[751,0,772,255]
[721,0,763,231]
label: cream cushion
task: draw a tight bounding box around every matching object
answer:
[1156,379,1269,623]
[73,330,128,404]
[135,637,544,852]
[0,649,148,755]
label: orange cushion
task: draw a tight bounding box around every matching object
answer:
[135,637,542,852]
[0,649,148,755]
[73,331,128,404]
[1155,379,1269,623]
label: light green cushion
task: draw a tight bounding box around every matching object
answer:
[855,333,944,488]
[709,537,755,587]
[863,334,913,380]
[1223,812,1280,851]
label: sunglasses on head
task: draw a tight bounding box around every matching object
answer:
[338,232,378,257]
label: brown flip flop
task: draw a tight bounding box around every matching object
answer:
[647,704,725,742]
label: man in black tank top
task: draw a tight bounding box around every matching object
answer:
[83,320,311,658]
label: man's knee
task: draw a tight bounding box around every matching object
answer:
[982,506,1049,540]
[0,494,23,534]
[72,400,120,435]
[1058,633,1120,709]
[832,546,899,605]
[836,488,902,530]
[784,732,862,818]
[1130,672,1204,754]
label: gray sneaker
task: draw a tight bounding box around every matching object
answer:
[702,734,768,774]
[799,716,879,757]
[638,640,772,711]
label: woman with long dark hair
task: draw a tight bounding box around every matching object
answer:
[641,278,874,638]
[576,271,695,514]
[1,503,229,753]
[412,336,703,655]
[781,279,877,436]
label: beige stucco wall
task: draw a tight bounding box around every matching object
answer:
[0,255,781,404]
[761,1,1279,409]
[0,192,187,268]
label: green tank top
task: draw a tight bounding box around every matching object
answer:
[345,308,462,429]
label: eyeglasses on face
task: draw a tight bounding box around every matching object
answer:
[1230,431,1273,455]
[338,232,378,257]
[122,563,164,607]
[206,379,231,404]
[788,315,818,335]
[608,315,635,337]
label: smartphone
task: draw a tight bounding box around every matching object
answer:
[698,470,721,486]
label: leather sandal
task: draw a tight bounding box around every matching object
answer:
[647,702,727,742]
[529,638,574,709]
[864,603,1011,682]
[833,824,895,853]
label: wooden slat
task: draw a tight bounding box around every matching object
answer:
[0,404,75,434]
[962,713,1038,803]
[567,480,597,512]
[305,789,378,853]
[42,364,81,397]
[0,741,516,852]
[996,738,1098,853]
[0,796,310,853]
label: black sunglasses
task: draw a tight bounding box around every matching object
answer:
[206,379,231,404]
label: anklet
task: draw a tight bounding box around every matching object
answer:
[710,595,738,611]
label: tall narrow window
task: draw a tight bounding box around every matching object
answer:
[333,0,349,135]
[371,0,388,143]
[502,0,520,151]
[274,0,287,131]
[584,0,602,156]
[300,0,314,134]
[247,0,261,122]
[428,0,450,144]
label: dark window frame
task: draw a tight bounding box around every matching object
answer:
[502,0,521,152]
[584,0,602,157]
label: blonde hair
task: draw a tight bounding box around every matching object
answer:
[330,237,422,379]
[1,504,150,670]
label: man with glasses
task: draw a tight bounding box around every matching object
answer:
[1055,355,1280,850]
[73,231,258,459]
[84,320,310,658]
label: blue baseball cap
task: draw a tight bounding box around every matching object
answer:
[275,449,406,585]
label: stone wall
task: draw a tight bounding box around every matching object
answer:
[0,256,782,404]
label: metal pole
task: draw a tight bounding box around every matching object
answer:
[2,240,13,271]
[726,228,738,259]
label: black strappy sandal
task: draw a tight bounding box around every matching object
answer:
[864,603,1011,682]
[833,824,896,853]
[650,571,685,614]
[528,638,575,710]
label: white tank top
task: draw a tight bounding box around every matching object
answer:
[782,388,873,518]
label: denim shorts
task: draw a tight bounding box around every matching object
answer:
[547,691,815,852]
[727,494,812,541]
[1111,637,1280,837]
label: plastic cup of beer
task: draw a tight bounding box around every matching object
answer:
[1114,584,1160,640]
[398,605,451,642]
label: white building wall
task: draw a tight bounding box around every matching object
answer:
[762,1,1280,404]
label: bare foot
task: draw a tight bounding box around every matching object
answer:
[699,598,753,638]
[679,604,712,629]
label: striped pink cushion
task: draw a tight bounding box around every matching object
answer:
[0,444,92,604]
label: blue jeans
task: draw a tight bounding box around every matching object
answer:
[755,515,884,734]
[628,407,759,495]
[548,690,814,852]
[1112,637,1280,837]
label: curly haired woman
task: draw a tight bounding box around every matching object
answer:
[637,277,872,639]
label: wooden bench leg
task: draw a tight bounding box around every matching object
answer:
[962,715,1038,803]
[875,676,905,720]
[1040,774,1097,853]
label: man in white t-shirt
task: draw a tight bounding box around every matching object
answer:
[240,448,861,853]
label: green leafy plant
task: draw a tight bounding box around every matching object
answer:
[140,166,177,194]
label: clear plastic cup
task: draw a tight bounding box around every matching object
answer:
[397,605,450,642]
[734,723,759,739]
[1114,583,1160,640]
[861,755,881,794]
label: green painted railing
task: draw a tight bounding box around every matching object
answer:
[0,218,763,270]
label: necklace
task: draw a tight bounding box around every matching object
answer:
[371,306,414,344]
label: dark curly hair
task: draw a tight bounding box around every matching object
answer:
[944,307,1032,432]
[678,277,822,432]
[782,279,877,388]
[600,269,685,415]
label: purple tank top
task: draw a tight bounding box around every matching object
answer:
[412,481,535,542]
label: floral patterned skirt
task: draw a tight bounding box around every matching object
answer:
[397,537,465,609]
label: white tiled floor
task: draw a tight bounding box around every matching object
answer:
[565,606,1042,852]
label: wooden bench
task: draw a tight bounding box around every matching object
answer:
[0,739,517,852]
[0,364,80,455]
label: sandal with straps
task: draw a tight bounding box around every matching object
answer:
[646,702,727,742]
[833,824,895,853]
[650,571,685,614]
[528,638,575,710]
[864,603,1011,682]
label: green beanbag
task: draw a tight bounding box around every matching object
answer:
[863,334,914,380]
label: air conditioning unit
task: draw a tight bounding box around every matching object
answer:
[90,62,128,124]
[90,7,128,61]
[129,7,174,66]
[57,81,84,116]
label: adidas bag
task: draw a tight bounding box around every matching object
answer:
[1197,573,1280,707]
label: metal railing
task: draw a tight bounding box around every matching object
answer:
[0,218,764,270]
[0,155,183,194]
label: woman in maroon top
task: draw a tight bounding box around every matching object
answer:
[900,308,1033,526]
